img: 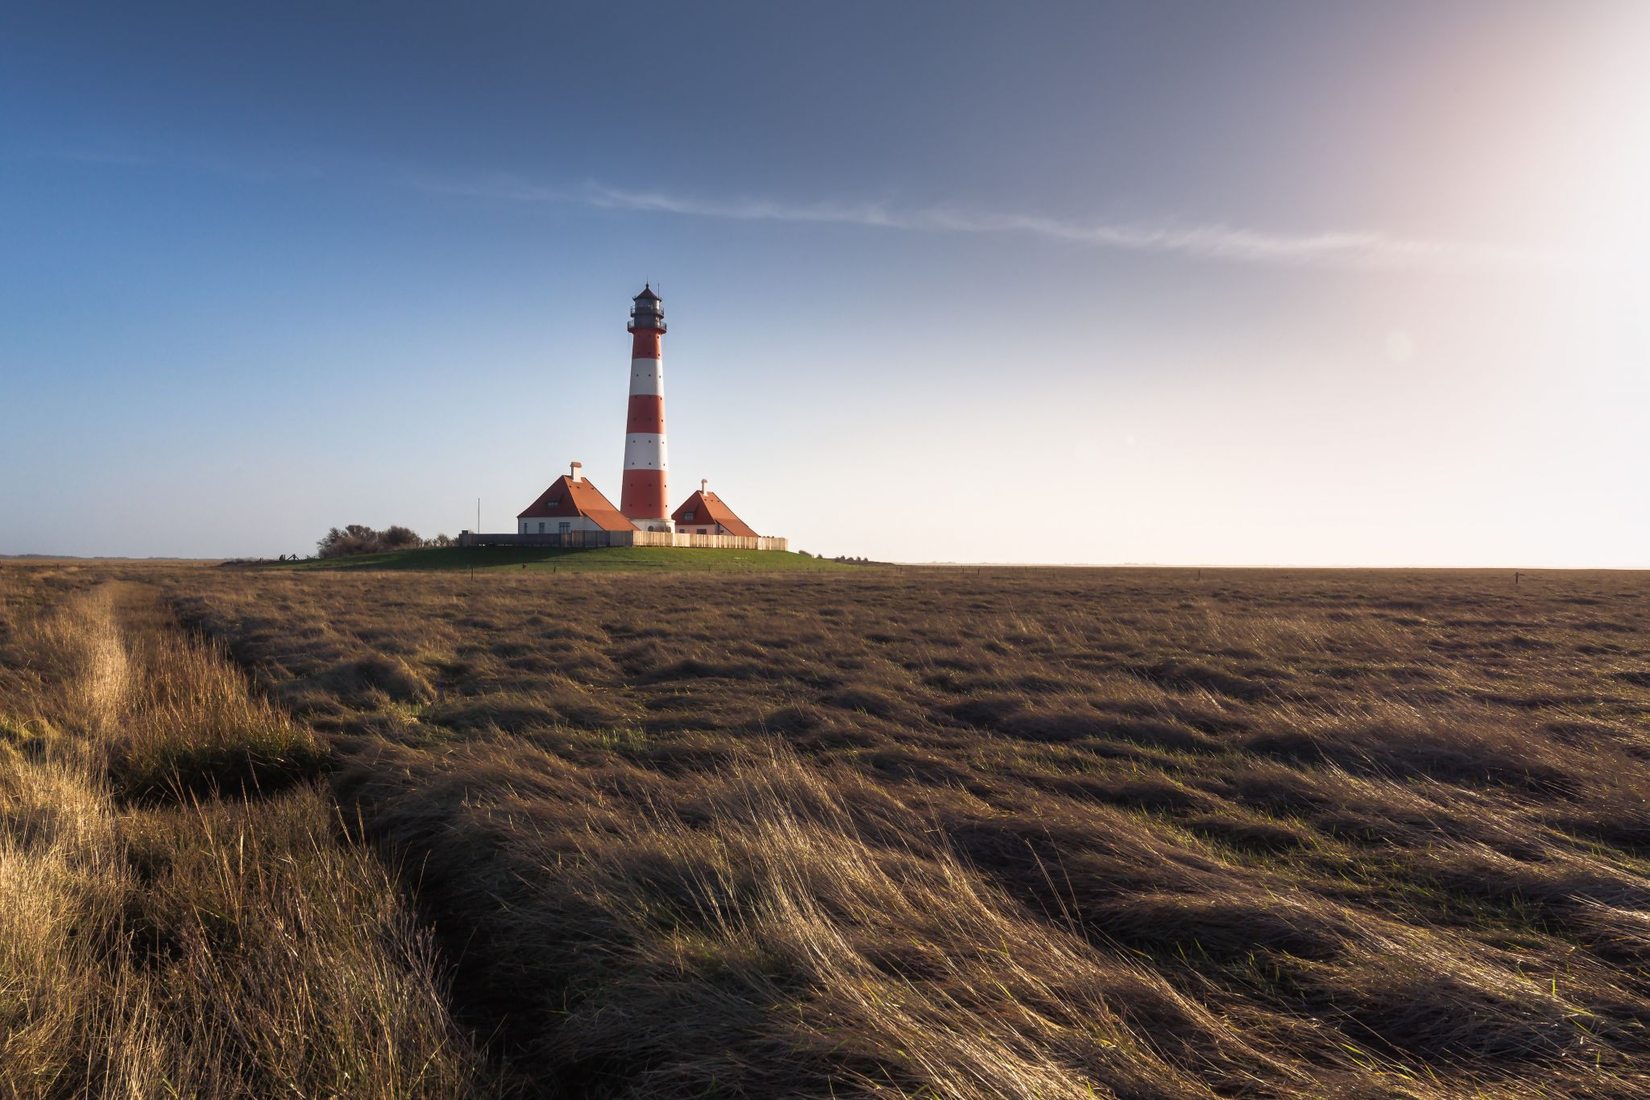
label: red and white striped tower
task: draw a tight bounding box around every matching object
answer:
[620,285,672,530]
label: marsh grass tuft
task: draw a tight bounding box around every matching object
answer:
[101,589,329,803]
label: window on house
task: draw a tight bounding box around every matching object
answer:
[558,522,571,533]
[682,511,694,521]
[537,522,545,533]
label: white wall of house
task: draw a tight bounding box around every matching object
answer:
[518,515,609,535]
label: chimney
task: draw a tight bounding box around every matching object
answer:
[570,460,583,481]
[700,478,708,494]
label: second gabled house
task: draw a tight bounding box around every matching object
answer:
[671,483,759,537]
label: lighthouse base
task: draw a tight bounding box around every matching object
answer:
[628,517,676,534]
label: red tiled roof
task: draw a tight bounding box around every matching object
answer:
[518,475,634,533]
[670,489,759,537]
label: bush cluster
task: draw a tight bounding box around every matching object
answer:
[315,525,426,558]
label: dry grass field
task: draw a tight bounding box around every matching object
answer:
[0,564,488,1097]
[4,561,1649,1098]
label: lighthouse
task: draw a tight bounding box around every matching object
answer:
[620,285,672,531]
[488,282,787,552]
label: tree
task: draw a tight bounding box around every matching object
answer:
[381,525,422,549]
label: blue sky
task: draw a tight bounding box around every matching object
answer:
[2,1,1646,564]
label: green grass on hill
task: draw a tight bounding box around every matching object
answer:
[270,546,855,573]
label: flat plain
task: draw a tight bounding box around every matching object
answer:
[4,560,1649,1098]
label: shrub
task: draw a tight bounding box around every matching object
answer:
[381,525,422,550]
[316,525,423,558]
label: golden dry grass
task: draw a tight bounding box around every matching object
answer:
[5,561,1650,1097]
[0,568,487,1099]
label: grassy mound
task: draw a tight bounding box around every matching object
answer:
[270,546,855,573]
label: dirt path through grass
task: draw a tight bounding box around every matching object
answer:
[0,577,493,1098]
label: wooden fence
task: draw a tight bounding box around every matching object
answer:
[458,530,787,551]
[629,530,788,551]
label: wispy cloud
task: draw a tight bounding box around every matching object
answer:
[29,149,1548,271]
[413,174,1552,271]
